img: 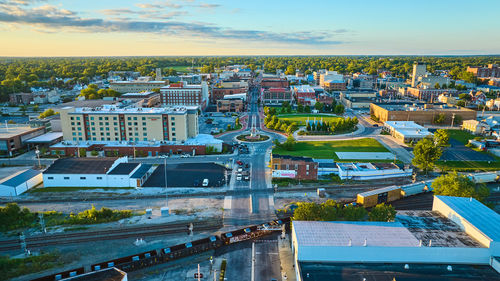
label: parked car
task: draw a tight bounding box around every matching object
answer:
[237,168,243,172]
[236,160,243,165]
[236,175,242,181]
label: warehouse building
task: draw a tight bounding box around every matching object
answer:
[43,157,154,188]
[383,121,433,143]
[0,169,42,197]
[291,195,500,281]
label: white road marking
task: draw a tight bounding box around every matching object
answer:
[251,242,255,281]
[223,196,232,210]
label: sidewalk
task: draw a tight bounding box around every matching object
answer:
[278,233,296,281]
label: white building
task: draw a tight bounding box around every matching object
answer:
[384,121,433,143]
[292,195,500,280]
[43,157,153,188]
[336,162,412,180]
[0,169,42,196]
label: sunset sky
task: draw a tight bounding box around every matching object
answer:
[1,0,499,56]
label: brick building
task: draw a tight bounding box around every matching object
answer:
[261,78,289,89]
[370,103,477,126]
[293,85,316,105]
[467,64,500,80]
[0,125,46,156]
[405,87,458,101]
[211,87,246,103]
[271,154,318,180]
[262,88,293,105]
[217,99,245,113]
[160,81,209,109]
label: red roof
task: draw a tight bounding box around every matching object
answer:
[268,88,286,93]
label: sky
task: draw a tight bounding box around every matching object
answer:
[0,0,499,57]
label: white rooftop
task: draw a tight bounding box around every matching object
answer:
[385,121,425,130]
[435,196,500,242]
[358,185,400,197]
[68,105,197,115]
[293,221,420,247]
[294,85,315,93]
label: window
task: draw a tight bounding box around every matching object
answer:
[172,133,176,136]
[90,117,94,120]
[172,137,176,141]
[128,122,132,126]
[127,117,131,120]
[143,132,147,136]
[306,165,310,170]
[142,117,146,120]
[48,177,54,180]
[99,117,102,120]
[133,117,137,120]
[142,122,146,126]
[105,117,109,120]
[172,128,175,131]
[64,177,70,180]
[171,122,175,126]
[80,177,86,180]
[97,177,102,180]
[171,117,175,120]
[274,164,278,169]
[76,117,80,120]
[113,117,117,120]
[70,117,74,120]
[71,122,74,125]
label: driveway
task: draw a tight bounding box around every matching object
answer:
[441,139,495,161]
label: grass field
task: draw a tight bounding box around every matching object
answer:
[436,160,500,171]
[277,114,342,125]
[446,129,476,144]
[272,138,389,160]
[167,65,196,73]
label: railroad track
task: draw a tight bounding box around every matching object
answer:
[0,220,222,252]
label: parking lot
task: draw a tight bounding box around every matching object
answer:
[199,113,239,135]
[142,163,229,188]
[440,139,496,161]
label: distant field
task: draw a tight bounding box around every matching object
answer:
[277,114,342,125]
[167,65,195,73]
[272,138,389,160]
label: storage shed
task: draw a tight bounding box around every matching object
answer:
[0,169,42,196]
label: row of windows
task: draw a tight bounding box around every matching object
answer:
[71,116,175,121]
[47,176,103,180]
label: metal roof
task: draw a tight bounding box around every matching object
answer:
[358,185,400,198]
[130,164,152,179]
[108,163,139,175]
[25,132,63,143]
[0,169,41,187]
[44,158,118,175]
[293,221,420,247]
[435,195,500,242]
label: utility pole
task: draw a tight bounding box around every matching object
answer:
[451,113,456,128]
[39,213,46,233]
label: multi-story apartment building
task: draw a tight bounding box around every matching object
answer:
[211,87,247,103]
[159,81,208,109]
[261,77,289,89]
[59,105,198,143]
[467,64,500,80]
[292,85,316,105]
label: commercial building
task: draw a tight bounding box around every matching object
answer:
[49,134,223,157]
[467,64,500,80]
[211,87,247,103]
[337,162,412,180]
[292,85,316,105]
[291,195,500,280]
[42,157,154,188]
[405,87,458,101]
[462,119,491,135]
[216,94,246,112]
[9,92,33,105]
[160,81,209,109]
[370,103,477,126]
[383,121,433,143]
[59,105,198,143]
[0,124,46,156]
[340,90,378,109]
[319,71,345,91]
[261,77,289,89]
[261,88,293,105]
[109,80,166,93]
[0,169,42,197]
[271,154,318,180]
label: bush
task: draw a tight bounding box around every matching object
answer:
[0,203,36,232]
[0,252,64,279]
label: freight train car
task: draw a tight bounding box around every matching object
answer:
[90,250,158,272]
[356,185,402,207]
[31,267,85,281]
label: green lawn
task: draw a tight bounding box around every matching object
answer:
[446,129,476,144]
[167,65,196,73]
[436,160,500,172]
[277,114,342,125]
[273,138,389,160]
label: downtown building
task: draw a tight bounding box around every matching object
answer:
[159,81,209,109]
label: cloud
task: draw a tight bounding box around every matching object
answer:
[136,1,183,9]
[198,3,221,9]
[0,4,346,45]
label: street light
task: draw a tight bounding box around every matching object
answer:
[35,146,41,169]
[161,155,169,213]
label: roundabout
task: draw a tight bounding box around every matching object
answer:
[236,133,270,142]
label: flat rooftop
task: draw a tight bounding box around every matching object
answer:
[44,158,118,175]
[376,103,471,112]
[293,221,420,247]
[68,104,198,115]
[108,163,139,175]
[0,125,42,139]
[396,210,483,248]
[298,262,500,281]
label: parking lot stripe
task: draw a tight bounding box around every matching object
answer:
[223,196,232,210]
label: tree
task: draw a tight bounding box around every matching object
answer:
[235,117,240,127]
[282,135,296,151]
[432,171,490,202]
[304,105,311,113]
[334,104,345,114]
[434,129,449,146]
[434,113,445,124]
[434,82,441,89]
[297,104,304,113]
[314,102,324,112]
[369,203,396,222]
[412,138,442,174]
[293,202,321,221]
